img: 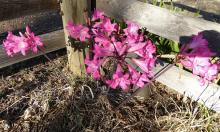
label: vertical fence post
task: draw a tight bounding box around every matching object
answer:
[60,0,90,76]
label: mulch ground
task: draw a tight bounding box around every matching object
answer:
[0,50,192,132]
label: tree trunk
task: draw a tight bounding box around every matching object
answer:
[60,0,90,76]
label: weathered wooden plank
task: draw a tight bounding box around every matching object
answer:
[140,0,220,23]
[97,0,220,55]
[60,0,90,76]
[0,11,62,36]
[154,61,220,112]
[97,0,220,112]
[139,0,220,20]
[172,0,220,14]
[0,0,58,21]
[0,30,65,69]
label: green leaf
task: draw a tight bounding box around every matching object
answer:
[170,41,180,53]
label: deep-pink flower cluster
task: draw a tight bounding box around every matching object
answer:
[66,21,90,42]
[178,33,220,85]
[67,10,157,90]
[3,26,43,56]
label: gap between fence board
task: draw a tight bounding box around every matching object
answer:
[97,0,220,112]
[0,30,65,69]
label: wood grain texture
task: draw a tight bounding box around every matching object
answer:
[154,61,220,112]
[173,0,220,14]
[60,0,89,76]
[0,30,65,68]
[0,11,62,35]
[138,0,220,23]
[0,0,58,21]
[97,0,220,55]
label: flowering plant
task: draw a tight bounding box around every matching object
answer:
[177,33,220,85]
[3,26,43,56]
[66,10,220,89]
[66,10,157,90]
[3,10,220,90]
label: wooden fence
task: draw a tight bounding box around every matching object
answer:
[0,0,58,21]
[1,0,220,112]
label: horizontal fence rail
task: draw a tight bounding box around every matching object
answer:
[139,0,220,23]
[0,30,65,69]
[0,11,63,43]
[97,0,220,112]
[0,0,58,21]
[97,0,220,55]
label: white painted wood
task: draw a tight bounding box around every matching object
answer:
[0,30,65,68]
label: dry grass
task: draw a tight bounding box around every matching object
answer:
[156,98,220,132]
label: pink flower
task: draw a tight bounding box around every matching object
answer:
[113,41,127,56]
[133,40,156,58]
[101,18,117,35]
[25,26,43,53]
[3,26,43,56]
[3,32,28,56]
[93,44,114,58]
[66,21,90,41]
[106,64,130,90]
[180,56,195,69]
[204,64,218,81]
[92,18,116,36]
[192,56,210,76]
[124,21,139,36]
[179,33,219,85]
[199,64,219,86]
[92,9,104,21]
[132,58,155,74]
[217,62,220,70]
[84,56,102,79]
[94,35,110,46]
[124,21,140,43]
[127,42,146,53]
[188,33,208,49]
[180,33,208,54]
[180,33,211,58]
[128,65,150,88]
